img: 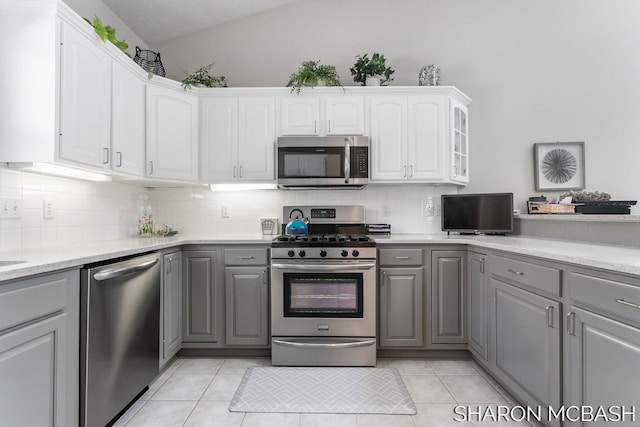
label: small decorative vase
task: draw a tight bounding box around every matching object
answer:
[365,76,381,86]
[418,65,440,86]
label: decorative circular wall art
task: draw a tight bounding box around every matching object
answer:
[533,142,585,191]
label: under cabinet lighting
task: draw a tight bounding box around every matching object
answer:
[209,183,278,192]
[8,162,112,182]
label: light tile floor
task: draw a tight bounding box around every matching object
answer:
[112,357,537,427]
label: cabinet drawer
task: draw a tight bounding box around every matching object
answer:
[0,272,68,332]
[224,248,268,265]
[378,249,423,266]
[489,254,560,297]
[568,271,640,325]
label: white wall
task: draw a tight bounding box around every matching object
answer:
[152,0,640,212]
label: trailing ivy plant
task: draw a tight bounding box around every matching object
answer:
[181,63,228,90]
[287,60,341,95]
[89,16,129,55]
[350,53,395,86]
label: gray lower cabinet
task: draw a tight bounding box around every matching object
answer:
[0,270,79,427]
[379,267,424,347]
[467,251,487,360]
[565,268,640,426]
[224,266,269,346]
[161,251,182,367]
[430,250,466,345]
[490,276,561,426]
[182,250,218,342]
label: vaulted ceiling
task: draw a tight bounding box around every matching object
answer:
[104,0,306,44]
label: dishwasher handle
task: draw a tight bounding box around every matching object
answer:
[93,258,159,281]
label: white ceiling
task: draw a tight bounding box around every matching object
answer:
[103,0,305,44]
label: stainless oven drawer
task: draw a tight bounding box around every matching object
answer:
[271,337,376,367]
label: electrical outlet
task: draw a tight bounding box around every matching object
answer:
[382,205,392,217]
[221,204,230,218]
[425,202,434,217]
[43,199,55,219]
[0,197,21,219]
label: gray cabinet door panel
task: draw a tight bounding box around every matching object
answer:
[567,307,640,426]
[225,267,269,346]
[379,267,423,347]
[183,251,218,342]
[162,252,182,363]
[431,251,466,344]
[492,278,561,412]
[468,252,487,360]
[0,313,66,427]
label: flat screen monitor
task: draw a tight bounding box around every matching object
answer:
[441,193,514,235]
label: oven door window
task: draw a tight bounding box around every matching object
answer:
[278,147,345,179]
[283,273,363,318]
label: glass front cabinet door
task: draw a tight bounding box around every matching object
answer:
[451,99,469,184]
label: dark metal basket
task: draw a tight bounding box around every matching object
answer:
[133,46,165,77]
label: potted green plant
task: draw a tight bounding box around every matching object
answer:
[350,53,395,86]
[181,63,227,90]
[287,60,341,94]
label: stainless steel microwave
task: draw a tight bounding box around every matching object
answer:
[277,136,369,189]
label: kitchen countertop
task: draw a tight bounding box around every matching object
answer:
[1,233,640,283]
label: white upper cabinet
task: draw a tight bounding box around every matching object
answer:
[110,60,145,177]
[370,89,469,185]
[146,83,199,181]
[58,20,111,169]
[201,96,275,182]
[279,95,364,136]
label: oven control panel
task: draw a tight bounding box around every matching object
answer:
[272,247,376,260]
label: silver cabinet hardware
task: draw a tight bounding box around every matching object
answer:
[233,165,237,178]
[545,306,554,328]
[403,165,407,178]
[238,256,255,260]
[239,165,243,178]
[148,161,154,175]
[567,312,576,336]
[480,258,485,274]
[116,151,123,167]
[616,298,640,309]
[409,165,414,177]
[102,147,110,164]
[508,268,525,276]
[394,256,410,260]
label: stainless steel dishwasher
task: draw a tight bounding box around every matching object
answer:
[80,252,160,427]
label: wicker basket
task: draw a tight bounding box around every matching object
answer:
[527,202,575,214]
[133,46,166,77]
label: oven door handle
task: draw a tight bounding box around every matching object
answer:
[271,263,376,271]
[272,339,376,349]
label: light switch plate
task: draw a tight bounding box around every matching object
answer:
[0,197,21,219]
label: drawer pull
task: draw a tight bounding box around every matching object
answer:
[394,256,410,260]
[616,299,640,310]
[508,268,525,276]
[238,256,255,260]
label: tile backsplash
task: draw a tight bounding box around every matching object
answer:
[0,164,456,251]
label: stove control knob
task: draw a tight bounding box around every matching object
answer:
[287,250,295,257]
[319,250,327,257]
[298,250,306,258]
[341,250,349,257]
[352,250,360,257]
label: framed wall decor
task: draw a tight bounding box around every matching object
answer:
[533,142,585,191]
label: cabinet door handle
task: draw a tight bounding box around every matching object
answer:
[116,151,123,168]
[394,256,410,260]
[403,165,407,178]
[102,147,110,164]
[480,258,485,274]
[314,120,318,134]
[567,312,576,336]
[508,268,525,276]
[148,161,154,175]
[616,298,640,309]
[233,165,237,178]
[328,120,332,133]
[238,256,254,260]
[239,165,243,178]
[409,165,414,177]
[166,258,172,273]
[262,270,267,285]
[545,306,554,328]
[452,164,458,177]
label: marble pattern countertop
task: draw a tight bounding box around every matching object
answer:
[1,233,640,283]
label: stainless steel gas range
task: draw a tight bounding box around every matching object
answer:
[270,205,377,367]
